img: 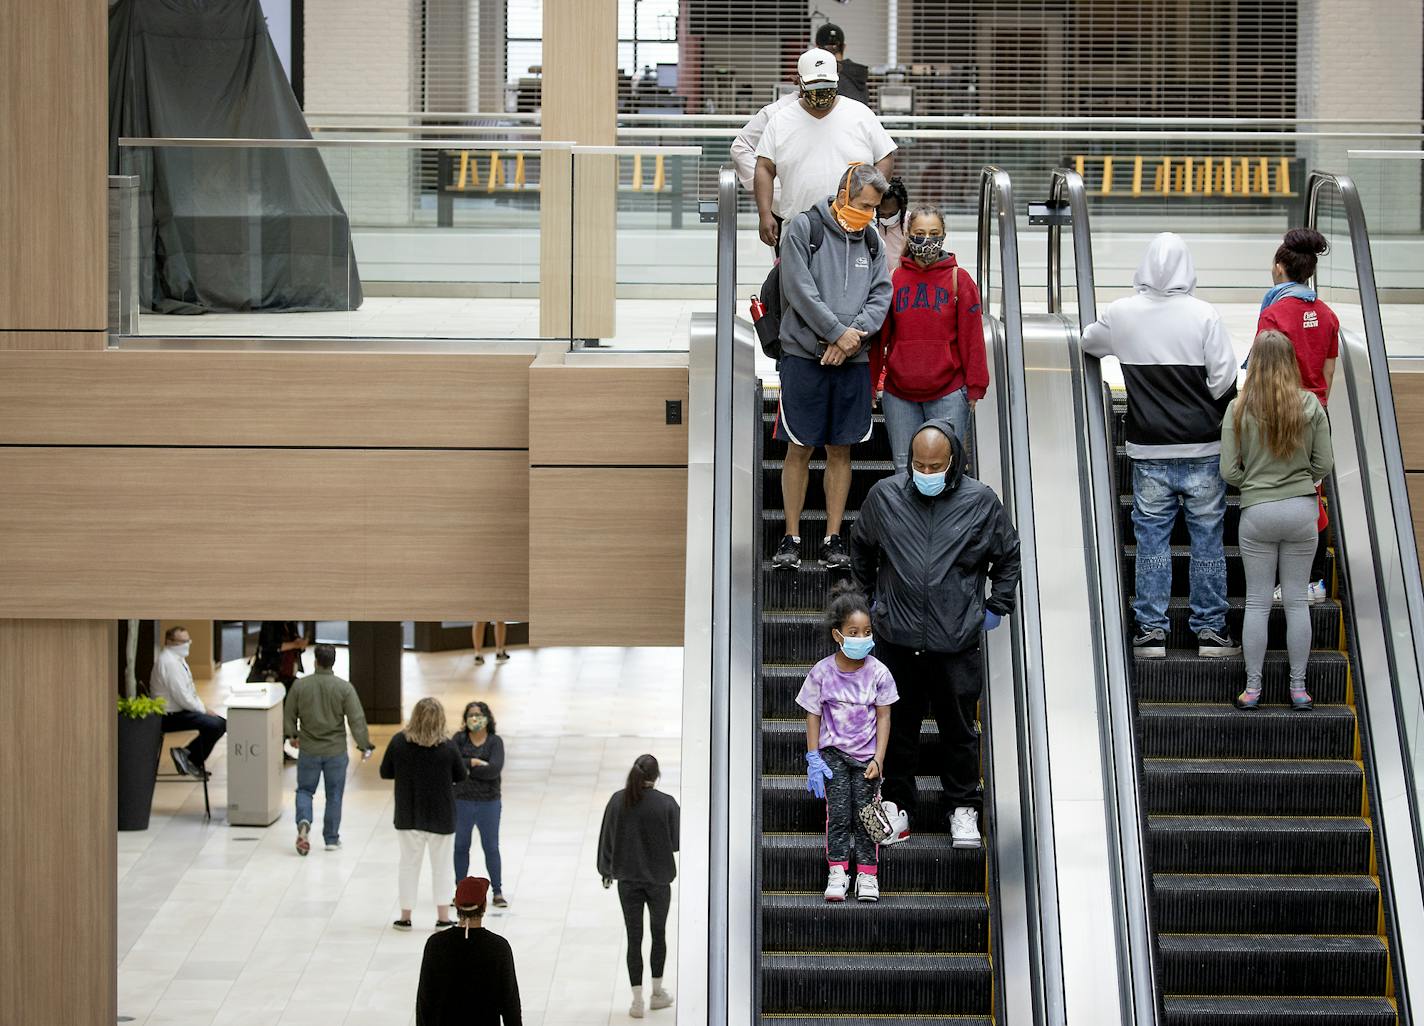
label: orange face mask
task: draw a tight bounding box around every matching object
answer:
[832,163,876,232]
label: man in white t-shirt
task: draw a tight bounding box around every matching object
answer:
[753,48,897,249]
[730,91,797,202]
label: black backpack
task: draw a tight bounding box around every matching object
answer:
[752,218,880,361]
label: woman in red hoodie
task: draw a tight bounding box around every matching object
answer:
[871,205,988,471]
[1255,227,1340,602]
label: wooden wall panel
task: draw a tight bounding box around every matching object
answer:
[0,449,528,621]
[0,351,534,448]
[0,0,106,329]
[530,358,689,465]
[1391,371,1424,471]
[529,468,687,645]
[0,331,107,351]
[0,620,116,1025]
[1408,474,1424,563]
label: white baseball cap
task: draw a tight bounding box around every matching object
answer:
[797,48,839,86]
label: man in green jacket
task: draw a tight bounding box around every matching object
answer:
[285,644,374,855]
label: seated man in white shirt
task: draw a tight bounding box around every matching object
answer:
[753,47,897,249]
[149,625,226,779]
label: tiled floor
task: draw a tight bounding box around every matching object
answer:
[118,643,684,1026]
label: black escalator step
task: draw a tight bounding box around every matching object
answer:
[763,775,955,833]
[761,833,986,893]
[761,953,992,1016]
[763,719,940,774]
[763,510,859,559]
[762,461,896,511]
[764,612,854,665]
[1159,933,1388,997]
[1153,873,1379,934]
[1136,598,1341,652]
[1118,493,1242,544]
[1162,995,1397,1026]
[1122,546,1337,599]
[762,562,843,612]
[1134,652,1350,705]
[764,665,816,717]
[1137,703,1356,760]
[761,894,988,953]
[1143,759,1362,816]
[1149,816,1373,875]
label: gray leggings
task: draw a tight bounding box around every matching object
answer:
[1240,496,1319,691]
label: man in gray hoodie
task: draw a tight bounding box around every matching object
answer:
[771,162,893,572]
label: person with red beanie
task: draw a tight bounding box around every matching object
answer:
[416,876,522,1025]
[871,205,988,470]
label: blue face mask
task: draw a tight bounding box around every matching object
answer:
[838,633,875,660]
[913,469,947,496]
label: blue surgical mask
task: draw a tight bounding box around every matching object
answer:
[913,469,947,496]
[838,634,875,660]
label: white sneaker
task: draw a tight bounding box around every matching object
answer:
[650,987,673,1010]
[855,872,880,902]
[950,807,981,849]
[879,801,911,846]
[823,865,850,902]
[630,994,645,1019]
[1308,580,1328,604]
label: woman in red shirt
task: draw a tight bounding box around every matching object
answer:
[1255,228,1339,600]
[870,205,988,472]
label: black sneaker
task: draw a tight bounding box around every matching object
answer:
[822,533,850,569]
[1132,627,1167,658]
[1198,629,1242,658]
[772,535,801,570]
[170,747,202,779]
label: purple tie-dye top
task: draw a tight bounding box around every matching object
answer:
[796,654,899,762]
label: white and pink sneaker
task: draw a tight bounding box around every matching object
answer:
[879,801,911,846]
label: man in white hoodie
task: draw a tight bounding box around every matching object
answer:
[1082,233,1241,658]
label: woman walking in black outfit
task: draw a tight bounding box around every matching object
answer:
[597,754,679,1019]
[452,700,507,907]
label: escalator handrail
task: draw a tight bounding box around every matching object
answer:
[1047,167,1162,1026]
[976,165,1066,1026]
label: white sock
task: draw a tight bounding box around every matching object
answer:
[632,985,644,1003]
[652,978,666,995]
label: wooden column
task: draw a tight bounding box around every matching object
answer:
[0,620,117,1024]
[539,0,617,339]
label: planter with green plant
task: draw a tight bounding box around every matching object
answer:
[117,694,166,831]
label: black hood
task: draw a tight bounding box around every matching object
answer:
[904,417,967,495]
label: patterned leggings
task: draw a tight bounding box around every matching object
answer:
[822,747,879,872]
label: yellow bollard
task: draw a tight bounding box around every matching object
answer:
[514,152,526,188]
[456,151,472,190]
[652,154,666,192]
[1132,155,1143,197]
[1101,155,1114,195]
[632,153,643,192]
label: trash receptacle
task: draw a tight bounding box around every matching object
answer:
[226,682,286,826]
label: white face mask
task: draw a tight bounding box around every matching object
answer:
[173,641,192,658]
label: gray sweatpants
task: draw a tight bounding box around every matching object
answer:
[1239,496,1319,691]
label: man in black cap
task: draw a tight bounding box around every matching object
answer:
[416,876,522,1025]
[815,23,870,105]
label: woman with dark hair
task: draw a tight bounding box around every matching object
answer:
[250,621,307,686]
[452,700,507,907]
[597,754,679,1019]
[1255,228,1340,602]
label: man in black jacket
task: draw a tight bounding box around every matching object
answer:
[814,23,870,107]
[850,419,1020,850]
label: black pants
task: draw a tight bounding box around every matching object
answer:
[161,710,227,767]
[617,881,671,986]
[876,640,983,821]
[822,747,878,869]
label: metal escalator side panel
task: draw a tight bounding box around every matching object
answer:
[978,312,1037,1026]
[1332,327,1424,1026]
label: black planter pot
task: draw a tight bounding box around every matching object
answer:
[117,713,163,831]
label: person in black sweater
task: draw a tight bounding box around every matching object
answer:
[416,876,521,1026]
[380,698,467,930]
[597,754,680,1019]
[452,700,507,906]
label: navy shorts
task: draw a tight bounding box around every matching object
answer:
[774,355,873,448]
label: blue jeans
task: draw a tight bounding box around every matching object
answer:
[295,752,348,845]
[882,388,970,472]
[454,798,503,893]
[1131,457,1228,635]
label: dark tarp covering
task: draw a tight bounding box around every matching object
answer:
[109,0,363,313]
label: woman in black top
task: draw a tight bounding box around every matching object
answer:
[452,700,508,907]
[597,754,680,1019]
[380,698,467,930]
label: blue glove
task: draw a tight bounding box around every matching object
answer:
[805,751,833,799]
[983,610,1002,632]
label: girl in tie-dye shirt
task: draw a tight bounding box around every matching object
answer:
[798,581,899,903]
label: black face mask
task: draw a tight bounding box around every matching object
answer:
[802,86,837,110]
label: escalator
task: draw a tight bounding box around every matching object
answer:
[1053,167,1424,1026]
